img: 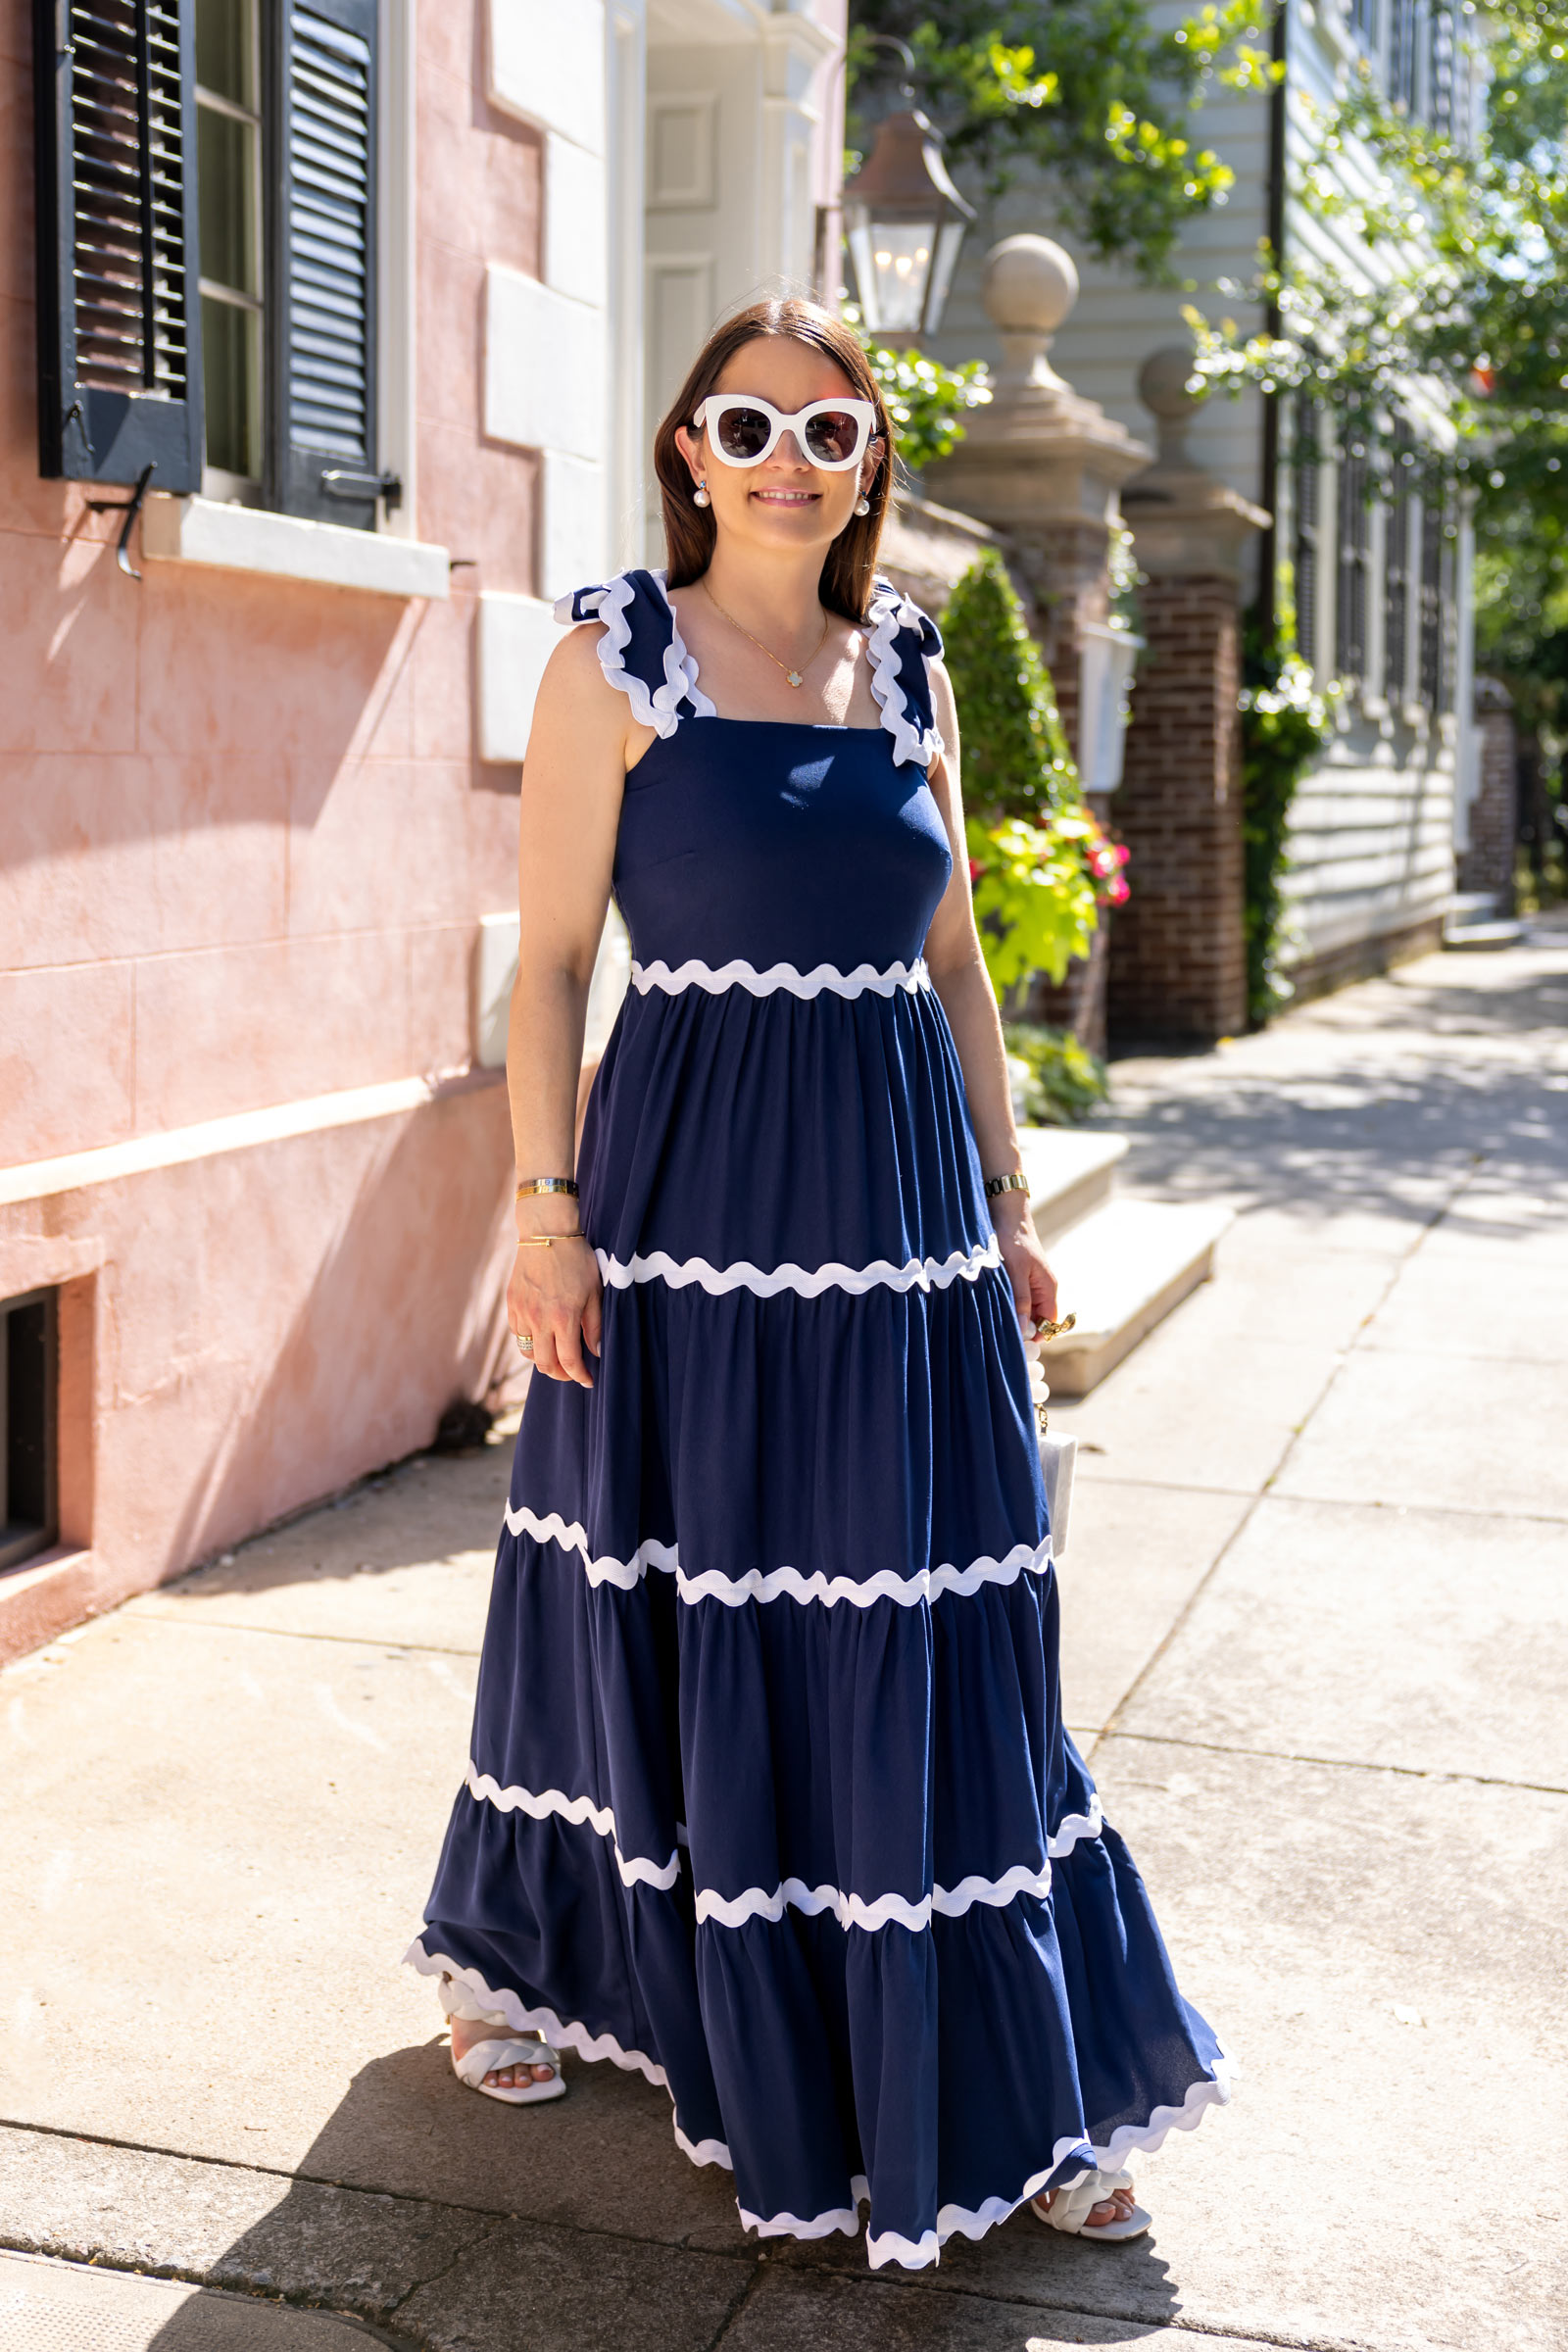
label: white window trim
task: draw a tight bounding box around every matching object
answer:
[169,0,437,584]
[142,495,450,599]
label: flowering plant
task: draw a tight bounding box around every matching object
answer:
[1084,817,1131,907]
[964,810,1102,992]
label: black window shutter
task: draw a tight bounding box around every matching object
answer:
[1383,432,1411,705]
[269,0,381,530]
[1335,437,1370,685]
[32,0,204,491]
[1293,398,1320,672]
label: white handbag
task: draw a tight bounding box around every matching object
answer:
[1027,1319,1077,1561]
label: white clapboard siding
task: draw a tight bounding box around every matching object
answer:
[921,0,1472,978]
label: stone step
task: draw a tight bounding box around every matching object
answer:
[1447,889,1500,923]
[1034,1197,1235,1396]
[1444,917,1527,951]
[1018,1125,1128,1246]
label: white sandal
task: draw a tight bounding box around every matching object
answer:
[1031,2168,1151,2241]
[439,1971,566,2106]
[450,2030,565,2105]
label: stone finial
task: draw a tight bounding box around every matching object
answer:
[922,231,1151,590]
[982,235,1079,395]
[1120,338,1270,580]
[1136,344,1207,466]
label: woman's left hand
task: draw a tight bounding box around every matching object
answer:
[992,1193,1059,1339]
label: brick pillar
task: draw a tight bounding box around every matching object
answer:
[923,237,1151,1056]
[1457,676,1517,906]
[1111,345,1271,1045]
[1110,575,1247,1040]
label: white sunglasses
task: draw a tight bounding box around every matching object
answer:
[694,394,877,472]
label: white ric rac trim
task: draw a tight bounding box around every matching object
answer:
[596,1237,1001,1299]
[462,1762,680,1890]
[863,2134,1098,2271]
[501,1503,1054,1612]
[407,1944,731,2172]
[460,1756,1102,1930]
[554,570,715,738]
[630,957,931,1002]
[694,1857,1057,1935]
[865,579,944,770]
[405,1942,668,2085]
[1093,2043,1237,2169]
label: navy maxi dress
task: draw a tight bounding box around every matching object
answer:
[408,566,1230,2270]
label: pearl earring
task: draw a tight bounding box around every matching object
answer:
[854,493,871,517]
[693,478,710,509]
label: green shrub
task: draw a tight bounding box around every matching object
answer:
[1004,1022,1109,1126]
[943,551,1129,1004]
[941,549,1080,821]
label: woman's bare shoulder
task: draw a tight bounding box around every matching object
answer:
[530,615,634,742]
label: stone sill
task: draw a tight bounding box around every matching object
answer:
[142,495,452,600]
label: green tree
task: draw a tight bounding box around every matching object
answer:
[850,0,1278,280]
[1184,0,1568,894]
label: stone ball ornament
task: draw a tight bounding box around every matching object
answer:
[1137,344,1208,421]
[981,234,1080,336]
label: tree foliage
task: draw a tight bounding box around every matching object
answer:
[849,0,1278,279]
[1185,5,1568,659]
[845,308,994,469]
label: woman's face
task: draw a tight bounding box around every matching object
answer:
[674,336,882,564]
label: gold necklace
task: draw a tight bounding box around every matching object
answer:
[703,583,829,690]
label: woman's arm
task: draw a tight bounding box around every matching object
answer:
[921,659,1059,1335]
[504,624,639,1387]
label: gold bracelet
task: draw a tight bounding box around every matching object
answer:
[984,1170,1030,1200]
[516,1176,578,1199]
[515,1233,585,1247]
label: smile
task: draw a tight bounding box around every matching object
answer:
[751,488,819,505]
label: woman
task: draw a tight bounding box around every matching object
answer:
[407,298,1229,2269]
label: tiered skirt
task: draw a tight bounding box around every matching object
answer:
[409,966,1228,2268]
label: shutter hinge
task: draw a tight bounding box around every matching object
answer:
[320,467,403,513]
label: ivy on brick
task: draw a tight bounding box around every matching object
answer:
[1239,624,1335,1024]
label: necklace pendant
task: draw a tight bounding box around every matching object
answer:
[786,668,804,688]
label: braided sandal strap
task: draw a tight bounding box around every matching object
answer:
[451,2034,562,2089]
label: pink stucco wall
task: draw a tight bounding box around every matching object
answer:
[0,4,543,1660]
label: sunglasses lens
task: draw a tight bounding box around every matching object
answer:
[805,409,862,465]
[713,405,773,462]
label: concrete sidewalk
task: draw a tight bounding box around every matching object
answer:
[3,936,1566,2352]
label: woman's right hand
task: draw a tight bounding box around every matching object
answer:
[508,1236,603,1388]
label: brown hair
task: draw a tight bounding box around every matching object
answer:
[654,297,894,625]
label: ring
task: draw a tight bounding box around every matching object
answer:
[514,1332,534,1355]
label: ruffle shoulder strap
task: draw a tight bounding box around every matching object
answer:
[554,567,713,739]
[865,577,946,770]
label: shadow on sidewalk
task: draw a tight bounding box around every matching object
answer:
[135,2035,1187,2349]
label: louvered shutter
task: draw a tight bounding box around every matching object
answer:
[269,0,381,529]
[32,0,204,490]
